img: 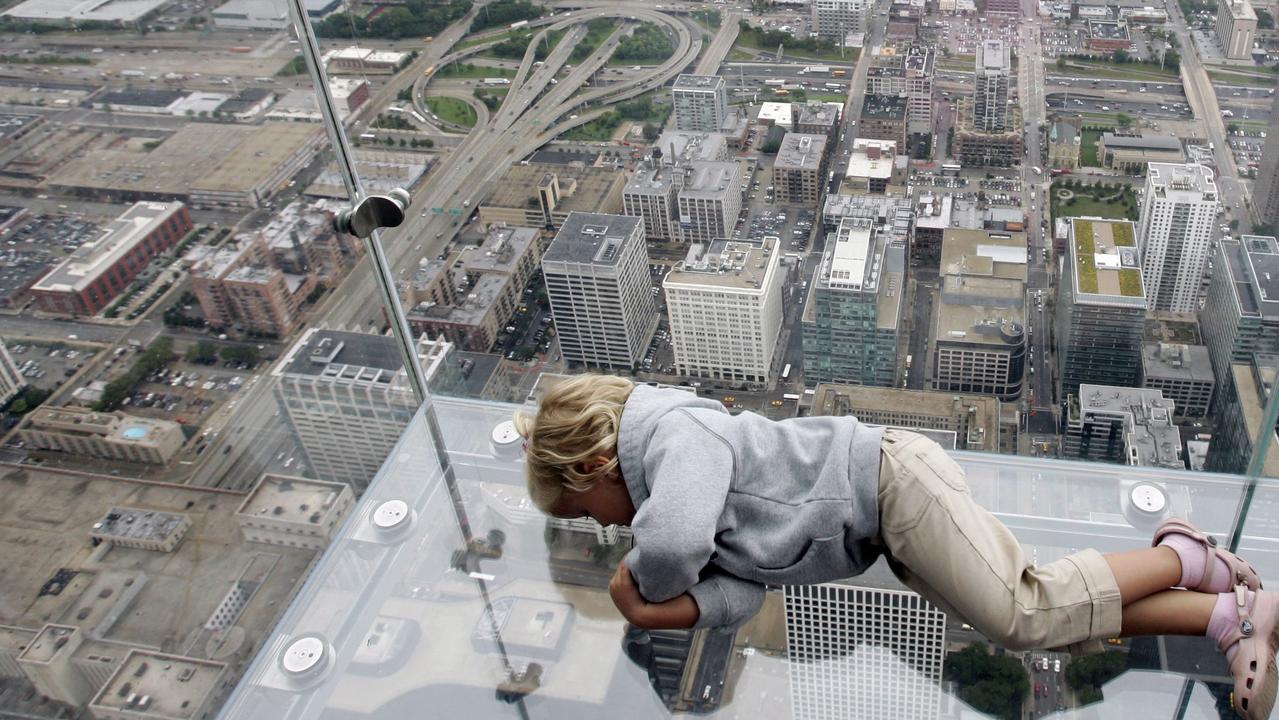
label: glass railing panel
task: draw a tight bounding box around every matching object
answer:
[221,397,1266,719]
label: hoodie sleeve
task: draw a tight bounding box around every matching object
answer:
[626,410,735,604]
[686,568,766,629]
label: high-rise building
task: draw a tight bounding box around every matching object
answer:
[802,217,905,387]
[810,0,870,41]
[0,338,24,408]
[671,75,727,133]
[974,40,1010,133]
[664,237,783,384]
[272,328,461,490]
[1064,385,1183,469]
[928,229,1028,402]
[772,133,829,205]
[674,161,743,244]
[623,162,680,242]
[811,383,1002,451]
[29,201,193,316]
[1137,163,1219,314]
[785,583,946,720]
[1200,235,1279,417]
[1252,95,1279,230]
[1140,343,1215,419]
[1216,0,1258,59]
[542,213,658,369]
[1057,217,1148,401]
[1206,352,1279,476]
[904,45,935,157]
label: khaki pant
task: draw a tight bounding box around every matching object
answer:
[877,428,1124,652]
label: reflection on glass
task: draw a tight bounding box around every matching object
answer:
[0,0,1277,714]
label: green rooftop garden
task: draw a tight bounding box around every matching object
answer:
[1074,219,1099,293]
[1111,222,1135,247]
[1118,269,1143,296]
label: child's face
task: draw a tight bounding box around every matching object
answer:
[551,469,636,527]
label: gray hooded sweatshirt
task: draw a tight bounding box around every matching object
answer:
[616,384,885,630]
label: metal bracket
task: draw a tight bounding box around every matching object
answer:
[334,188,411,239]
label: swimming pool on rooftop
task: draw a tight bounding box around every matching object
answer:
[121,426,149,440]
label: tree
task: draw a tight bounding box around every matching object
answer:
[220,345,260,366]
[1257,7,1275,28]
[186,340,219,365]
[1065,651,1127,694]
[1112,49,1130,63]
[1056,57,1067,71]
[944,644,1029,720]
[1116,112,1133,128]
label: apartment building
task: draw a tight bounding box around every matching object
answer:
[772,133,829,205]
[664,236,783,385]
[671,74,728,133]
[1137,163,1219,314]
[542,213,657,369]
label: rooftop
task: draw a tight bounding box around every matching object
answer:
[23,406,182,445]
[1222,235,1279,318]
[673,73,724,91]
[1088,19,1131,39]
[810,383,1001,452]
[2,0,168,22]
[96,89,186,109]
[976,39,1010,73]
[774,133,827,172]
[1141,343,1215,383]
[1100,133,1183,151]
[860,94,907,120]
[1146,162,1218,203]
[543,212,641,266]
[822,194,914,239]
[756,102,793,127]
[236,474,350,527]
[276,327,453,386]
[483,163,625,215]
[678,160,740,200]
[936,230,1027,347]
[0,467,314,689]
[654,131,728,163]
[914,192,954,230]
[1070,384,1183,469]
[91,507,188,544]
[31,202,186,294]
[845,138,898,181]
[795,102,841,129]
[665,236,778,291]
[90,650,226,719]
[1224,0,1257,20]
[1070,217,1146,300]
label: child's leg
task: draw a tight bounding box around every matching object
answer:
[877,429,1189,650]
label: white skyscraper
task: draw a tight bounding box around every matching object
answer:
[664,236,783,384]
[542,213,658,369]
[272,328,459,490]
[1137,163,1220,314]
[785,583,947,720]
[0,338,25,408]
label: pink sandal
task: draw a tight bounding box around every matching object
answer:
[1221,588,1279,720]
[1153,518,1263,592]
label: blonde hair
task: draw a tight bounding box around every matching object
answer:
[512,374,635,514]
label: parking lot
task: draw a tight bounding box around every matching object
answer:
[0,212,100,308]
[6,341,98,391]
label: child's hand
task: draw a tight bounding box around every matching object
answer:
[609,558,648,624]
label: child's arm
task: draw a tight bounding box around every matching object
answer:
[609,559,700,630]
[610,559,766,630]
